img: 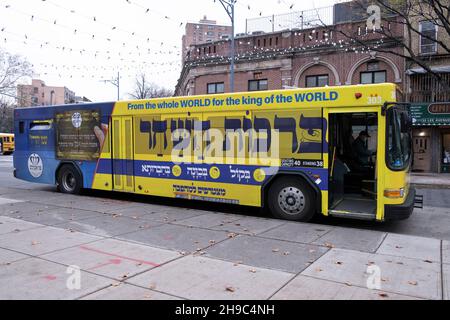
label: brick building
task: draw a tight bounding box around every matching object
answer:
[17,79,76,107]
[175,12,405,97]
[182,16,232,64]
[405,1,450,173]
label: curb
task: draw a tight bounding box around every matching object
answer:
[412,183,450,190]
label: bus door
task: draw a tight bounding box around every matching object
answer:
[111,116,134,192]
[327,109,379,220]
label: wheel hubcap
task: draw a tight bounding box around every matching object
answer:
[62,172,76,192]
[278,187,305,215]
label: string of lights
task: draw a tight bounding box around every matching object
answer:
[0,28,179,61]
[1,0,333,102]
[37,0,185,42]
[0,2,180,49]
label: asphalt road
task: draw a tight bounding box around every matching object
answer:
[1,155,449,240]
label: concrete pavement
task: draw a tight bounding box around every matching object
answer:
[0,189,448,300]
[411,172,450,189]
[0,155,449,300]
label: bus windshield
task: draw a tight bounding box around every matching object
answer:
[386,106,412,171]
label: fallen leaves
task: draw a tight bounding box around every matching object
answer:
[324,242,335,249]
[225,286,235,293]
[31,240,41,246]
[408,281,418,286]
[378,293,389,298]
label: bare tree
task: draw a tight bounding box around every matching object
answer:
[325,0,450,90]
[0,49,34,98]
[0,98,14,133]
[129,73,174,99]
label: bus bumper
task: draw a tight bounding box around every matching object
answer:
[384,188,417,221]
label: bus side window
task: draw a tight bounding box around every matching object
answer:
[19,122,25,134]
[30,121,52,131]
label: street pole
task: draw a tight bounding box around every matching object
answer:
[101,71,120,101]
[217,0,236,93]
[117,71,120,100]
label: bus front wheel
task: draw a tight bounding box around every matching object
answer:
[268,177,316,222]
[57,165,82,195]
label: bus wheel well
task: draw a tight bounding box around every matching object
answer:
[55,162,84,187]
[262,173,321,214]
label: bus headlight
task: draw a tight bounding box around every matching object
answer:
[384,188,405,199]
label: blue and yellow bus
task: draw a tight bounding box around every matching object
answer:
[13,84,420,222]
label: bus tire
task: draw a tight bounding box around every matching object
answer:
[57,165,82,195]
[268,177,316,222]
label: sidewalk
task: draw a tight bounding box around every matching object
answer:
[0,191,448,300]
[411,173,450,189]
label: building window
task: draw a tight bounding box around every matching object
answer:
[367,61,380,71]
[360,71,387,84]
[207,82,225,94]
[248,79,268,92]
[306,75,329,88]
[33,87,39,94]
[420,21,438,55]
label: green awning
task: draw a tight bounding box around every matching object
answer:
[411,103,450,126]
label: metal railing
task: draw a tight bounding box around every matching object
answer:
[245,6,334,34]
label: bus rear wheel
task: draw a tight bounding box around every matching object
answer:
[57,165,82,195]
[268,177,316,222]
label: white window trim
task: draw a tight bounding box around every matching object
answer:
[419,21,438,55]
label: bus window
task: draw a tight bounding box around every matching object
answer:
[19,122,25,134]
[30,121,52,131]
[253,110,324,161]
[386,107,412,171]
[135,116,163,157]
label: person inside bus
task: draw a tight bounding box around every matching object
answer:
[352,131,376,171]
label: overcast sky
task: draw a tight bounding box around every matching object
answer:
[0,0,335,102]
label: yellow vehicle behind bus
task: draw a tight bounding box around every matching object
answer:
[13,84,422,222]
[0,133,14,155]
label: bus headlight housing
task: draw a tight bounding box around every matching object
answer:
[384,188,405,199]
